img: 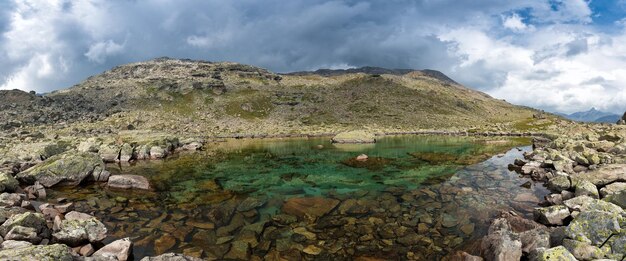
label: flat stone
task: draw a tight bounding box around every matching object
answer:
[303,245,322,255]
[563,195,624,214]
[5,225,41,244]
[224,240,250,260]
[599,182,626,197]
[154,234,176,255]
[107,175,151,190]
[140,253,204,261]
[571,164,626,186]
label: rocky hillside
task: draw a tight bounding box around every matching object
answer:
[0,57,553,138]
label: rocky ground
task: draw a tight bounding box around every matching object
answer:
[456,122,626,260]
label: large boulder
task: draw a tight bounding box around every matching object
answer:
[564,210,621,246]
[92,237,133,261]
[599,182,626,197]
[0,244,76,260]
[331,130,376,143]
[571,164,626,186]
[574,180,599,199]
[52,211,107,246]
[282,197,340,219]
[16,151,107,187]
[107,175,151,190]
[480,218,522,261]
[563,195,624,214]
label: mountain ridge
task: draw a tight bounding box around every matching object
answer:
[1,58,551,136]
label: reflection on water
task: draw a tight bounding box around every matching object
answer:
[49,135,548,260]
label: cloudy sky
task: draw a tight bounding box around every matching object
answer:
[0,0,625,114]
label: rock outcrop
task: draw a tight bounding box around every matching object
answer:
[16,151,106,187]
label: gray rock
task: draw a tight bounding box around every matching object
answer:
[119,144,134,162]
[533,246,577,261]
[0,212,48,238]
[519,227,550,254]
[150,146,167,159]
[562,239,607,260]
[16,151,106,187]
[599,182,626,198]
[0,243,76,260]
[575,180,599,199]
[92,237,132,261]
[107,175,150,190]
[480,218,522,261]
[224,240,250,260]
[571,164,626,186]
[139,253,204,261]
[0,193,23,207]
[547,176,571,192]
[563,195,624,214]
[1,240,33,250]
[603,190,626,209]
[99,145,120,163]
[5,225,41,244]
[533,205,570,226]
[564,210,621,246]
[52,211,107,246]
[0,172,19,193]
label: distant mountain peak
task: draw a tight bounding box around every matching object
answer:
[562,108,620,123]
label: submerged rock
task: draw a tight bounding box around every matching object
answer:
[16,151,106,187]
[282,197,340,219]
[331,131,376,143]
[107,175,151,190]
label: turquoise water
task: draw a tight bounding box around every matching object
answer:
[49,135,547,259]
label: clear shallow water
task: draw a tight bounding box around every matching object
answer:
[49,135,548,260]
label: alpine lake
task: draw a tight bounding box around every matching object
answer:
[47,135,549,260]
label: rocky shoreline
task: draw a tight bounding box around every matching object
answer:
[462,125,626,260]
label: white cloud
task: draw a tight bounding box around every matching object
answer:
[85,40,124,64]
[503,13,530,31]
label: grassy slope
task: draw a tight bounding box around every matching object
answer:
[46,59,556,137]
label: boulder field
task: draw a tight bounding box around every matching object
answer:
[464,125,626,260]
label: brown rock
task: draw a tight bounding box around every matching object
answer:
[154,234,176,255]
[282,197,340,219]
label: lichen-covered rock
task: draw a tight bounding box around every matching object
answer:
[99,144,120,163]
[16,151,106,187]
[564,210,621,246]
[119,143,135,162]
[107,175,150,190]
[92,237,133,261]
[5,225,41,244]
[534,205,570,226]
[534,246,577,261]
[520,227,550,254]
[0,244,76,261]
[331,130,376,143]
[603,190,626,209]
[52,211,107,246]
[0,212,48,238]
[0,192,24,207]
[0,172,19,193]
[575,180,599,199]
[0,207,28,224]
[562,238,608,260]
[563,195,624,214]
[150,146,167,159]
[547,176,571,192]
[571,164,626,186]
[599,182,626,197]
[139,253,204,261]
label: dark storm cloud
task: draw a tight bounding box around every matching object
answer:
[0,0,625,114]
